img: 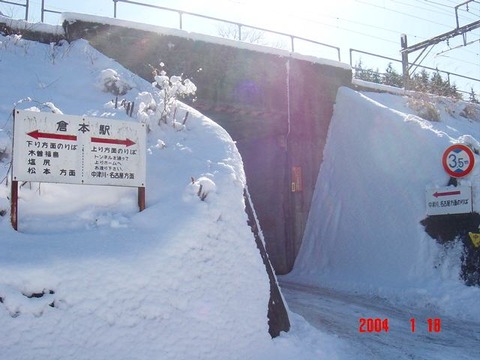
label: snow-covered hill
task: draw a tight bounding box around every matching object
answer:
[0,33,338,360]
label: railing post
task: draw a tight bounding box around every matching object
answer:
[113,0,117,18]
[179,11,183,29]
[238,24,242,41]
[290,36,294,53]
[41,0,45,22]
[25,0,29,21]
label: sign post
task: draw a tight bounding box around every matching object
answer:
[10,180,18,231]
[11,110,147,230]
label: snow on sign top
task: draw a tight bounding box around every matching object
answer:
[12,110,146,187]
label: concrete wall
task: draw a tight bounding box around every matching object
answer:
[61,20,352,274]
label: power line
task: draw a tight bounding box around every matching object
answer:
[355,0,454,29]
[357,0,480,57]
[391,0,454,17]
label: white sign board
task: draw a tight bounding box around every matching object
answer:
[13,110,146,187]
[425,186,472,216]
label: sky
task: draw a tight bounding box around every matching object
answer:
[1,0,479,94]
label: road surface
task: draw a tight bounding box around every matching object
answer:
[280,281,480,360]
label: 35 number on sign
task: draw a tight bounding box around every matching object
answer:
[448,153,468,172]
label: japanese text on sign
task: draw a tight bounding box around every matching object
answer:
[425,186,472,215]
[12,110,146,187]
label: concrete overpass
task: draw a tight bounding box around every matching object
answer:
[63,15,352,275]
[4,14,353,275]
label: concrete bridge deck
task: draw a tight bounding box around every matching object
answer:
[2,13,353,274]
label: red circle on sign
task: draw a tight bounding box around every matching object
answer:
[442,144,475,178]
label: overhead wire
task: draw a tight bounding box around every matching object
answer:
[280,0,480,73]
[391,0,455,17]
[357,1,479,59]
[354,0,455,29]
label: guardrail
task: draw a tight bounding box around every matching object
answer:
[0,0,28,20]
[111,0,341,61]
[2,0,478,99]
[40,0,60,22]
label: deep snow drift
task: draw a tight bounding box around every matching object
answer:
[288,87,480,322]
[0,33,344,359]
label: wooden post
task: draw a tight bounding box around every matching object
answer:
[11,180,18,231]
[138,186,146,211]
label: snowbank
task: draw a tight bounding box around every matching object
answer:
[288,87,480,320]
[0,34,330,359]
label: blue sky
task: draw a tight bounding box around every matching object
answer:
[2,0,479,95]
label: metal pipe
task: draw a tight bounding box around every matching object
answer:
[110,0,341,61]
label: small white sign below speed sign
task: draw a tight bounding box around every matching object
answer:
[442,144,475,178]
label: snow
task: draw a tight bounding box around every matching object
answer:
[0,33,330,359]
[0,14,62,35]
[287,87,480,324]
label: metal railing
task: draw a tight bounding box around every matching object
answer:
[3,0,478,98]
[40,0,60,23]
[112,0,341,61]
[0,0,29,21]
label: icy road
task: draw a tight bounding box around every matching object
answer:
[280,281,480,360]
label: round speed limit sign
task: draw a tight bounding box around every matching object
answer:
[442,144,475,178]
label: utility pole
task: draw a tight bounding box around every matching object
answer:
[400,0,480,90]
[401,34,409,90]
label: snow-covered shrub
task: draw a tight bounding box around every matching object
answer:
[135,91,157,129]
[135,64,197,131]
[46,40,70,64]
[0,131,10,163]
[457,135,480,154]
[406,95,440,122]
[189,176,216,201]
[152,63,196,125]
[0,33,29,55]
[14,99,63,114]
[460,103,480,121]
[136,91,156,113]
[42,101,63,114]
[98,69,132,96]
